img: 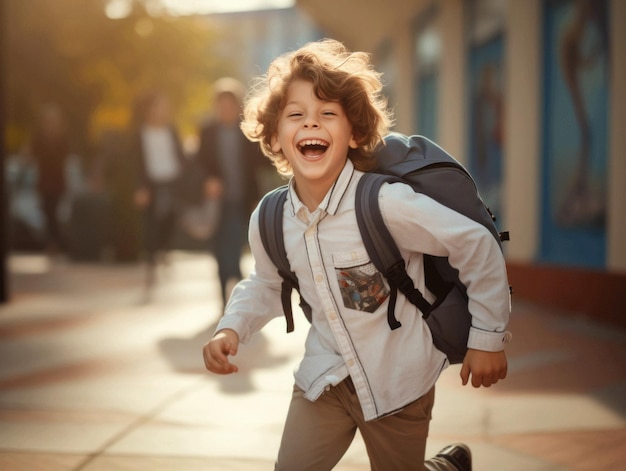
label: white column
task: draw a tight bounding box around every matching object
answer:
[607,0,626,271]
[502,0,541,262]
[437,0,465,162]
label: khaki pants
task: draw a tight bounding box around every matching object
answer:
[275,378,458,471]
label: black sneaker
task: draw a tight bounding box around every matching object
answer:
[435,443,472,471]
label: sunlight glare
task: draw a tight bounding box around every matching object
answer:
[160,0,295,15]
[105,0,133,19]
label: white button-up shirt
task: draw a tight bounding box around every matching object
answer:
[140,126,181,183]
[217,159,511,421]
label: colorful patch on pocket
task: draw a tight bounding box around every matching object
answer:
[336,262,389,313]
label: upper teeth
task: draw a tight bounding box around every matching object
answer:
[300,139,327,147]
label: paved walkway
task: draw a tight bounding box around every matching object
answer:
[0,252,624,470]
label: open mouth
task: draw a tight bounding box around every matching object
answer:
[298,139,329,158]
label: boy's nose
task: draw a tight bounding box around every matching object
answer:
[303,118,319,128]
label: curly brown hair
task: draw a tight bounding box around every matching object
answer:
[241,39,393,176]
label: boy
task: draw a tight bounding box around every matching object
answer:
[203,39,511,471]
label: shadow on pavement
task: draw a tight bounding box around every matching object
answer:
[157,321,293,395]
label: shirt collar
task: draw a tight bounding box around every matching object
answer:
[287,159,355,218]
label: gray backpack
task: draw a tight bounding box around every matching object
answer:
[258,133,509,364]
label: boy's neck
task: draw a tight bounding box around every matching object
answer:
[293,179,332,213]
[292,159,350,212]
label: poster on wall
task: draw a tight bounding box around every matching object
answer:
[468,36,504,222]
[541,0,609,268]
[467,0,507,222]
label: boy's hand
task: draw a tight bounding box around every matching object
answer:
[460,348,507,388]
[203,329,240,374]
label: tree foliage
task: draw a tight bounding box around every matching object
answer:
[5,0,238,155]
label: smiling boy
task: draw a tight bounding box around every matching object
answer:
[203,39,510,471]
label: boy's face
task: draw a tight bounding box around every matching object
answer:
[272,79,357,191]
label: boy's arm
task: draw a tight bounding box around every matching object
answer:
[212,205,286,344]
[380,183,511,382]
[203,206,285,376]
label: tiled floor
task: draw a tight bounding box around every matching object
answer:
[0,252,624,470]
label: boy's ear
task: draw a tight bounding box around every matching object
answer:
[271,135,281,153]
[349,135,358,149]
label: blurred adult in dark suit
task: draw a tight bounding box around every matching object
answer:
[196,78,265,305]
[132,91,186,286]
[30,103,70,254]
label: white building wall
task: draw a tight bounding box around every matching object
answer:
[294,0,625,275]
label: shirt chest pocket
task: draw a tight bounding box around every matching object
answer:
[332,249,390,313]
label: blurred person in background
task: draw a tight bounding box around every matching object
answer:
[30,103,71,255]
[88,129,137,262]
[196,77,265,307]
[5,145,45,251]
[131,90,186,288]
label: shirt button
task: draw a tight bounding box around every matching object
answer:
[329,312,337,320]
[347,359,355,367]
[315,274,323,283]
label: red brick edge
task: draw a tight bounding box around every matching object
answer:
[506,262,626,330]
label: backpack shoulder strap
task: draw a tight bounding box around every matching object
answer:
[258,186,290,277]
[258,186,312,333]
[356,173,442,329]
